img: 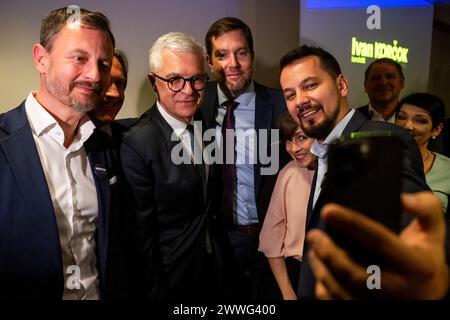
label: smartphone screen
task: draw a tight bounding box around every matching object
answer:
[325,132,402,266]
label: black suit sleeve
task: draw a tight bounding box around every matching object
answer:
[120,140,168,300]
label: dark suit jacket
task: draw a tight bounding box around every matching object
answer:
[0,102,127,299]
[297,109,429,299]
[109,118,137,142]
[200,81,289,225]
[357,104,370,119]
[120,104,223,301]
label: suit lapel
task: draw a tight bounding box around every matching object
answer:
[254,82,274,198]
[305,171,318,229]
[342,110,368,135]
[154,106,202,187]
[356,105,370,119]
[193,112,208,203]
[201,81,219,130]
[84,129,117,282]
[0,104,62,272]
[154,105,209,205]
[308,177,330,231]
[151,104,183,157]
[305,110,368,230]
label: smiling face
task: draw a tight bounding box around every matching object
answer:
[207,29,253,99]
[364,62,404,109]
[395,103,442,149]
[280,56,349,142]
[36,24,113,113]
[151,50,205,123]
[285,127,316,169]
[89,56,126,125]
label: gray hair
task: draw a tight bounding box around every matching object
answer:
[149,32,205,73]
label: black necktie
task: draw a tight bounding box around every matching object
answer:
[186,123,211,253]
[221,100,238,226]
[186,124,207,201]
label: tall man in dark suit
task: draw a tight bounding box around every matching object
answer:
[278,45,429,299]
[358,58,404,123]
[120,32,221,301]
[0,7,125,299]
[201,17,289,299]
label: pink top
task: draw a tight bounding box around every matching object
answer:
[258,160,314,260]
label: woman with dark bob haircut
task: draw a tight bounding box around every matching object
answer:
[258,111,317,299]
[395,92,450,214]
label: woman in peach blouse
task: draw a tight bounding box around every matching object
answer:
[259,112,316,300]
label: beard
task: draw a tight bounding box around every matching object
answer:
[217,68,252,98]
[46,65,101,113]
[68,81,101,113]
[299,104,339,141]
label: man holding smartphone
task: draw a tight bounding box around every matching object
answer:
[279,45,434,299]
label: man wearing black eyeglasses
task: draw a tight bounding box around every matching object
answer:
[120,32,225,300]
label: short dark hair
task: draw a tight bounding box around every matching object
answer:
[277,111,299,144]
[114,48,128,85]
[396,93,445,129]
[205,17,253,57]
[40,6,115,52]
[279,45,342,78]
[364,58,404,84]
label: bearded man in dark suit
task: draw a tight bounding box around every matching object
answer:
[279,45,437,299]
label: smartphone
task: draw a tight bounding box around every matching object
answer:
[325,132,402,266]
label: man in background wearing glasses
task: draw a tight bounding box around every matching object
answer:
[120,32,225,301]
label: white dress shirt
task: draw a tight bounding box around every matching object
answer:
[215,82,258,225]
[367,103,395,123]
[157,102,208,179]
[25,92,100,300]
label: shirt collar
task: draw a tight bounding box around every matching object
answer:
[217,80,255,107]
[77,116,96,145]
[157,101,193,138]
[25,92,58,137]
[310,108,356,158]
[368,103,396,123]
[25,92,96,146]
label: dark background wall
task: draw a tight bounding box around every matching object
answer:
[429,4,450,117]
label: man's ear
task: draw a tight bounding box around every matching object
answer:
[206,55,213,71]
[148,73,157,92]
[33,43,48,74]
[337,74,349,98]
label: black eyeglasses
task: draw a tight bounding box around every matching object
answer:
[152,73,209,92]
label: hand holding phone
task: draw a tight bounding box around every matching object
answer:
[325,133,403,266]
